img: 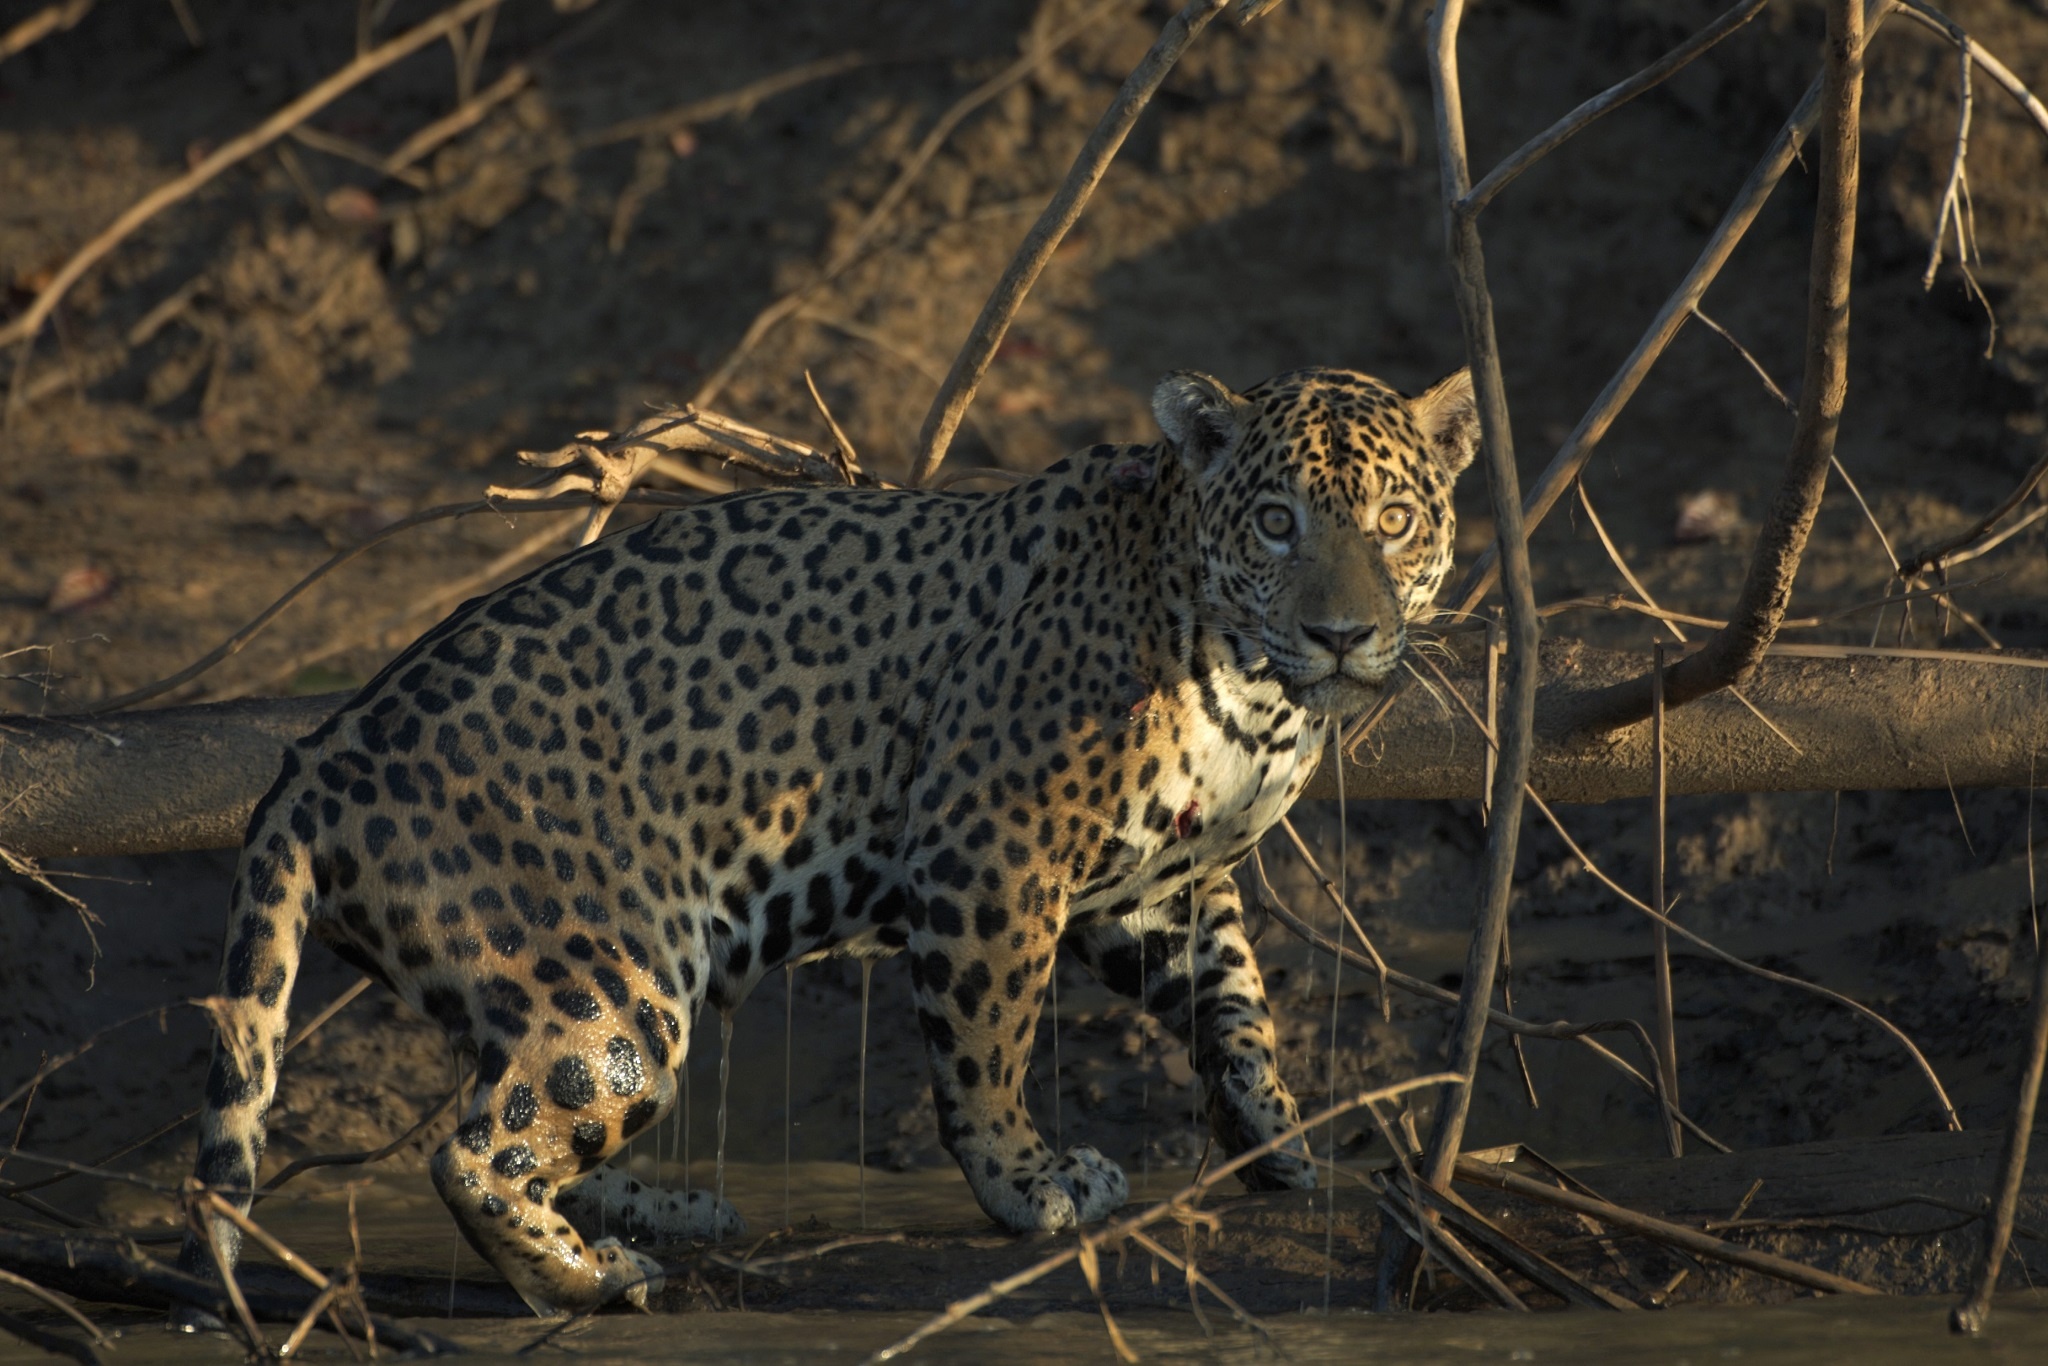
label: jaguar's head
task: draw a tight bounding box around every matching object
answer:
[1154,365,1479,717]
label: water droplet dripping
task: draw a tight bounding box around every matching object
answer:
[1187,885,1199,1136]
[1139,935,1150,1199]
[715,1008,734,1244]
[857,957,874,1232]
[784,961,796,1230]
[1325,724,1347,1315]
[1050,951,1062,1152]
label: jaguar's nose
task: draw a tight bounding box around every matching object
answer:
[1300,620,1377,660]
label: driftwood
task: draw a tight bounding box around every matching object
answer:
[2,639,2043,862]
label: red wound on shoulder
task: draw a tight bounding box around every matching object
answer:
[1108,459,1156,492]
[1174,799,1202,840]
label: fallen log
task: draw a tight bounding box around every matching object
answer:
[1,639,2044,860]
[1310,636,2048,802]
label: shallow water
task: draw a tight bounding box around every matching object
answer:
[14,1291,2048,1366]
[20,1158,2048,1366]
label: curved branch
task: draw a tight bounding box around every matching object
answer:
[1547,0,1868,737]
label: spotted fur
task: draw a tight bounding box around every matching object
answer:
[178,366,1478,1315]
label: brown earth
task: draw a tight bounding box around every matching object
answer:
[5,0,2048,1339]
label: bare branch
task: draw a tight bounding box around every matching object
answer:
[1253,872,1729,1154]
[1443,0,1901,624]
[571,51,876,153]
[909,0,1234,483]
[1548,0,1868,738]
[0,0,95,64]
[1922,38,1974,288]
[1411,647,1965,1135]
[1898,448,2048,579]
[0,0,514,412]
[1412,0,1544,1242]
[691,0,1126,413]
[1897,1,2048,142]
[865,1071,1460,1363]
[1461,0,1770,216]
[1455,1155,1882,1298]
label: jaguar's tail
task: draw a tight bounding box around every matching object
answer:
[173,764,317,1301]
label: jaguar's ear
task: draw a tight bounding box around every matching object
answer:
[1152,371,1252,482]
[1410,368,1480,478]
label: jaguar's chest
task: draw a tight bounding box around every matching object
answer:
[1071,675,1328,919]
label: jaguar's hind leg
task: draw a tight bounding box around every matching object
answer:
[546,1061,744,1247]
[431,1030,683,1316]
[1066,875,1315,1191]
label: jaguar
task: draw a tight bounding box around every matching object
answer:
[179,364,1478,1314]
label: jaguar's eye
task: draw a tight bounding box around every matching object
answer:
[1256,504,1295,541]
[1377,504,1415,539]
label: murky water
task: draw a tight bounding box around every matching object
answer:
[13,1288,2048,1365]
[14,1162,2048,1365]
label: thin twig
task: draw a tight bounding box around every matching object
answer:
[0,1308,99,1366]
[1952,774,2048,1331]
[692,1,1126,414]
[1461,0,1770,215]
[1898,449,2048,579]
[1122,1228,1268,1341]
[0,1269,112,1349]
[1253,877,1729,1154]
[0,977,370,1200]
[0,1001,214,1118]
[1443,0,1900,625]
[2,0,513,414]
[572,51,878,152]
[81,492,692,715]
[253,1086,460,1203]
[1377,1184,1529,1311]
[1651,639,1682,1158]
[1576,479,1687,643]
[0,0,95,64]
[196,518,583,704]
[1412,647,1964,1134]
[384,61,532,175]
[909,0,1237,482]
[1394,1172,1635,1310]
[1275,815,1388,1014]
[186,1182,269,1356]
[1896,2,2048,142]
[1455,1155,1881,1297]
[1922,37,1974,287]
